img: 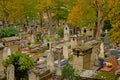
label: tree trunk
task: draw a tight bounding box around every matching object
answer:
[39,12,43,28]
[96,6,101,39]
[3,10,8,27]
[47,8,53,35]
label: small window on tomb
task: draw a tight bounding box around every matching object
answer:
[66,27,67,30]
[84,29,86,33]
[73,38,75,41]
[77,51,80,57]
[77,50,80,54]
[90,28,92,31]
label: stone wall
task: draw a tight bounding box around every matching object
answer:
[28,65,52,80]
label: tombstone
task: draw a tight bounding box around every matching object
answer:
[7,64,14,80]
[70,35,77,49]
[98,42,105,59]
[47,42,54,72]
[63,45,69,59]
[89,40,100,68]
[64,25,70,41]
[73,42,93,73]
[0,44,4,71]
[56,46,62,76]
[31,34,35,44]
[3,47,8,60]
[28,71,37,80]
[7,48,11,56]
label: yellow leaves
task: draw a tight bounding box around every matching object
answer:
[37,0,55,12]
[107,0,115,8]
[108,24,120,43]
[67,5,79,26]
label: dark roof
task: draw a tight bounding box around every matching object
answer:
[79,40,99,51]
[73,40,100,56]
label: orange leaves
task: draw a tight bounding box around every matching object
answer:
[67,5,79,26]
[37,0,55,12]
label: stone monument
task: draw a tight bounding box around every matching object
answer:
[63,44,69,59]
[0,44,4,71]
[47,42,54,72]
[73,42,93,73]
[7,64,14,80]
[70,35,77,49]
[64,25,70,41]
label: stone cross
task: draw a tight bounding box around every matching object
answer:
[7,64,14,80]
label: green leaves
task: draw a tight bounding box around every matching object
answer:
[0,26,18,38]
[95,72,115,80]
[61,61,75,80]
[3,51,34,72]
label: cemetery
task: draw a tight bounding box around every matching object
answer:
[0,23,120,80]
[0,0,120,80]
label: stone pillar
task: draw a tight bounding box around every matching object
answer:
[71,35,77,49]
[56,46,62,76]
[47,42,54,72]
[63,45,69,59]
[64,25,70,41]
[0,44,4,71]
[28,71,37,80]
[7,64,14,80]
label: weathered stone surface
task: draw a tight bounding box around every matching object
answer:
[64,25,70,41]
[7,64,14,80]
[72,40,99,72]
[2,37,20,42]
[0,44,4,71]
[63,45,69,59]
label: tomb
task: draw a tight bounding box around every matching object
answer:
[2,37,20,53]
[73,44,93,73]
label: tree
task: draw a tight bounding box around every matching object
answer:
[67,0,96,34]
[61,61,75,80]
[3,51,34,80]
[52,0,68,27]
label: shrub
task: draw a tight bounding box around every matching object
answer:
[95,72,115,80]
[0,26,18,38]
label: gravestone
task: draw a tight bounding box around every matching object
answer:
[47,42,54,72]
[31,34,35,44]
[64,25,70,41]
[70,35,77,49]
[63,45,69,59]
[28,71,37,80]
[99,42,105,58]
[7,64,14,80]
[0,44,4,71]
